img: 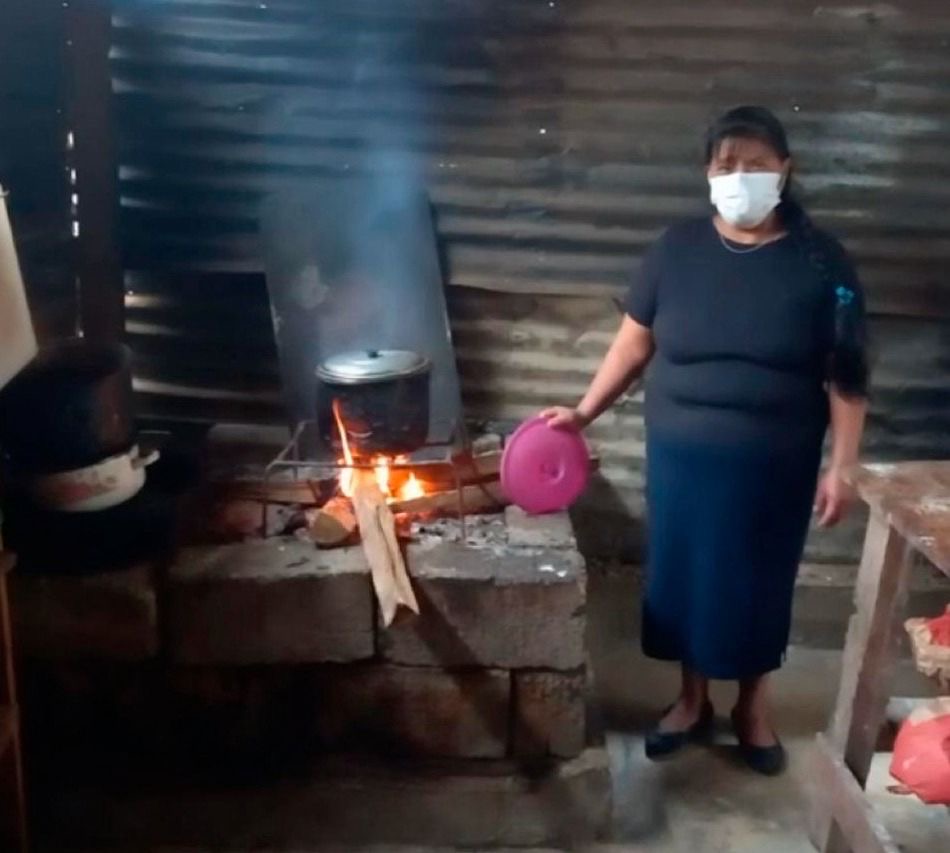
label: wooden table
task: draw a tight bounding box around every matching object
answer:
[810,461,950,853]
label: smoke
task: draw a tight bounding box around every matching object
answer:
[261,11,462,445]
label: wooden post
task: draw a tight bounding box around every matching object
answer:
[66,0,124,342]
[810,511,912,853]
[0,553,27,853]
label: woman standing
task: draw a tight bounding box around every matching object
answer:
[542,106,869,776]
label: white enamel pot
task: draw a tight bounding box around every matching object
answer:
[27,445,160,512]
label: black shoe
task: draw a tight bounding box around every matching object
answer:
[645,700,715,760]
[731,710,787,776]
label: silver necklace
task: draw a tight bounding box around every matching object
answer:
[718,232,785,255]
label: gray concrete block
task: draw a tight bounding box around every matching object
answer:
[12,564,159,660]
[312,664,510,758]
[513,669,587,759]
[505,506,577,549]
[168,539,374,664]
[381,540,586,669]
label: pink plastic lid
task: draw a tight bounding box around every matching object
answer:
[501,417,590,514]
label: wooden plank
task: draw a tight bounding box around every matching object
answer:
[810,733,901,853]
[67,0,124,341]
[811,511,913,853]
[849,462,950,575]
[350,471,418,627]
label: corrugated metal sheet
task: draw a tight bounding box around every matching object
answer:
[448,287,948,559]
[107,0,949,554]
[0,0,76,340]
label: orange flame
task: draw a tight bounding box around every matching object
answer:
[332,399,355,498]
[331,401,428,503]
[374,456,391,496]
[399,473,424,501]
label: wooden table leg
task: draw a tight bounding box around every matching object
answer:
[811,734,901,853]
[810,512,913,853]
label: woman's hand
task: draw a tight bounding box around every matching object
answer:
[814,467,855,527]
[540,406,590,432]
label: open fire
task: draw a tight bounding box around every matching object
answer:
[331,399,425,503]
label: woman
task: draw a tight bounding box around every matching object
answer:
[543,106,869,776]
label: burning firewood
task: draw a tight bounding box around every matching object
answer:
[306,496,357,547]
[388,481,505,516]
[349,469,419,627]
[225,449,501,505]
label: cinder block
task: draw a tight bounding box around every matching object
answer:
[505,506,577,549]
[168,539,374,664]
[13,564,159,660]
[380,541,585,670]
[513,669,586,759]
[312,664,510,758]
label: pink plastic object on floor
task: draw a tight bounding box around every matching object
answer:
[890,697,950,805]
[501,417,590,514]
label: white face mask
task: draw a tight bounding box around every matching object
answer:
[708,171,783,229]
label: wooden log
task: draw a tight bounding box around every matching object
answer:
[412,448,599,491]
[386,450,502,496]
[447,449,598,488]
[222,450,506,505]
[350,471,419,627]
[454,449,502,480]
[471,433,502,455]
[307,496,357,547]
[389,482,506,516]
[219,449,595,507]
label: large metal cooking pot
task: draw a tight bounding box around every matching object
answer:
[0,339,135,474]
[316,349,431,456]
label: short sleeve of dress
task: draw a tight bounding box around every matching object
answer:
[822,236,869,398]
[625,236,664,327]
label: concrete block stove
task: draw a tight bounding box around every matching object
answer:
[15,503,609,848]
[12,177,609,847]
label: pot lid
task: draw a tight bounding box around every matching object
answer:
[501,417,590,514]
[316,349,430,385]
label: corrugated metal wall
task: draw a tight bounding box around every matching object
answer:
[0,0,76,340]
[108,0,949,555]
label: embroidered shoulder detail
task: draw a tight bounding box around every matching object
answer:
[835,285,855,306]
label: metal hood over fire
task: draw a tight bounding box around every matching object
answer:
[261,177,463,460]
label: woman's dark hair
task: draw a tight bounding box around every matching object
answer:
[705,106,869,397]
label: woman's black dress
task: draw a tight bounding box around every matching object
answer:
[626,217,866,679]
